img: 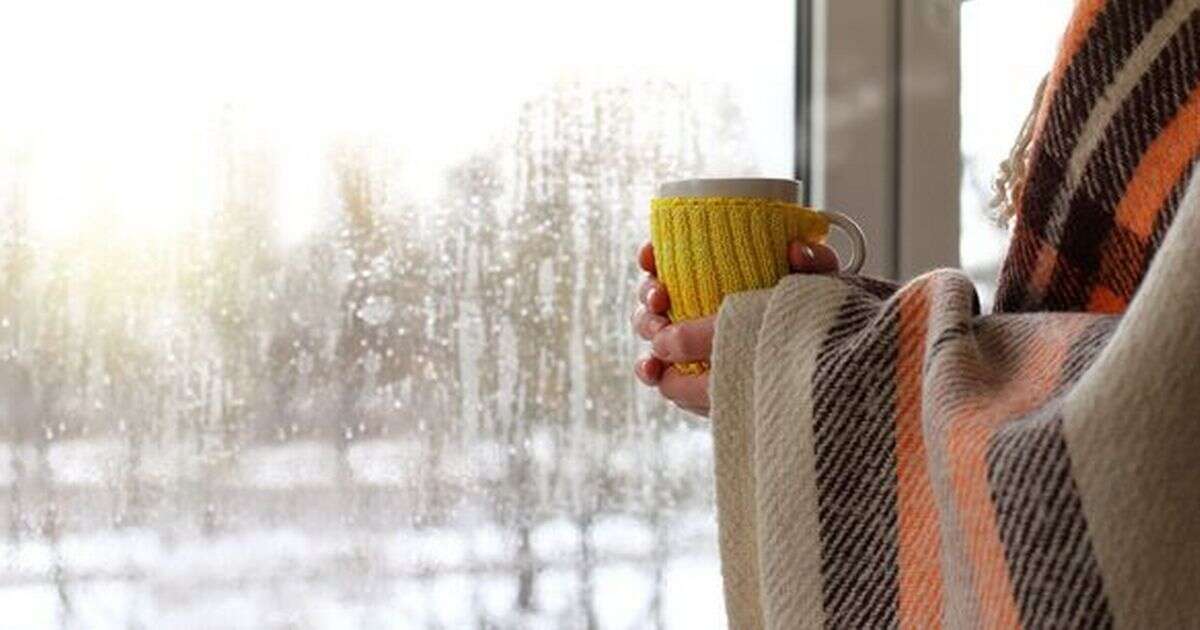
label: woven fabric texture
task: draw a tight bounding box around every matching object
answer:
[708,1,1200,628]
[996,0,1200,313]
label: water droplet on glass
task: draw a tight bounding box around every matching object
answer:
[356,295,395,326]
[363,350,382,374]
[370,255,391,277]
[296,351,314,375]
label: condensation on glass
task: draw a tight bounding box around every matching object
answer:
[0,1,792,627]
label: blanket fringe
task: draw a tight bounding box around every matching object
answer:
[990,74,1049,226]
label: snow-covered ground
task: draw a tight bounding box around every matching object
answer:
[0,438,724,629]
[0,521,722,629]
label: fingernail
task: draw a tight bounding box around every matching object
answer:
[638,358,661,383]
[651,332,669,359]
[645,359,661,379]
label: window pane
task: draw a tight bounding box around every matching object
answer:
[0,1,792,627]
[960,0,1074,309]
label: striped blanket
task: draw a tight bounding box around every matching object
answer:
[709,1,1200,628]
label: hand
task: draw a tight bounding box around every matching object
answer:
[632,240,840,417]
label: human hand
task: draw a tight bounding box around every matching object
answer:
[632,240,840,417]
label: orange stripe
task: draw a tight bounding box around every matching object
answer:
[896,287,944,629]
[1114,83,1200,238]
[1028,0,1108,146]
[946,421,1019,630]
[1086,285,1124,314]
[945,316,1091,628]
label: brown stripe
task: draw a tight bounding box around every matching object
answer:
[987,412,1115,630]
[812,291,900,628]
[1091,224,1146,303]
[943,315,1091,627]
[995,222,1041,313]
[988,319,1117,629]
[1043,10,1200,310]
[998,0,1177,311]
[1022,0,1174,238]
[1026,0,1109,160]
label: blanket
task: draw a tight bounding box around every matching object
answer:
[709,1,1200,628]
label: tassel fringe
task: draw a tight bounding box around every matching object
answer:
[990,74,1049,226]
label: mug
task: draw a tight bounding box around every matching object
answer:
[650,177,866,374]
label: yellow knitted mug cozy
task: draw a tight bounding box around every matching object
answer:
[650,179,865,375]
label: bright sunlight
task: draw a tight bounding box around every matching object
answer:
[0,0,792,244]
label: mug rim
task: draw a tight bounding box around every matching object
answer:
[656,178,802,201]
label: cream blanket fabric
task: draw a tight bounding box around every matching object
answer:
[709,172,1200,629]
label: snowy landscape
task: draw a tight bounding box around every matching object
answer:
[0,438,723,629]
[0,74,741,628]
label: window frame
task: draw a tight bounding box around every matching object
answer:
[798,0,961,281]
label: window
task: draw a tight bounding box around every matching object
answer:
[806,0,962,281]
[960,0,1076,307]
[0,1,793,627]
[806,0,1074,299]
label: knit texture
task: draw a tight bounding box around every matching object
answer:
[650,197,830,374]
[708,1,1200,627]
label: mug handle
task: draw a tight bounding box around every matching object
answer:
[823,211,867,274]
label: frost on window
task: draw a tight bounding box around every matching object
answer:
[0,77,771,628]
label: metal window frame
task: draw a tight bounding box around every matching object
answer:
[796,0,961,281]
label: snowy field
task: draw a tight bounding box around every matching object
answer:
[0,524,722,629]
[0,438,724,629]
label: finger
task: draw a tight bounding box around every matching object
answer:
[658,369,709,411]
[635,356,665,386]
[651,316,715,363]
[638,242,657,276]
[632,307,669,340]
[647,285,669,314]
[638,278,662,306]
[788,241,840,273]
